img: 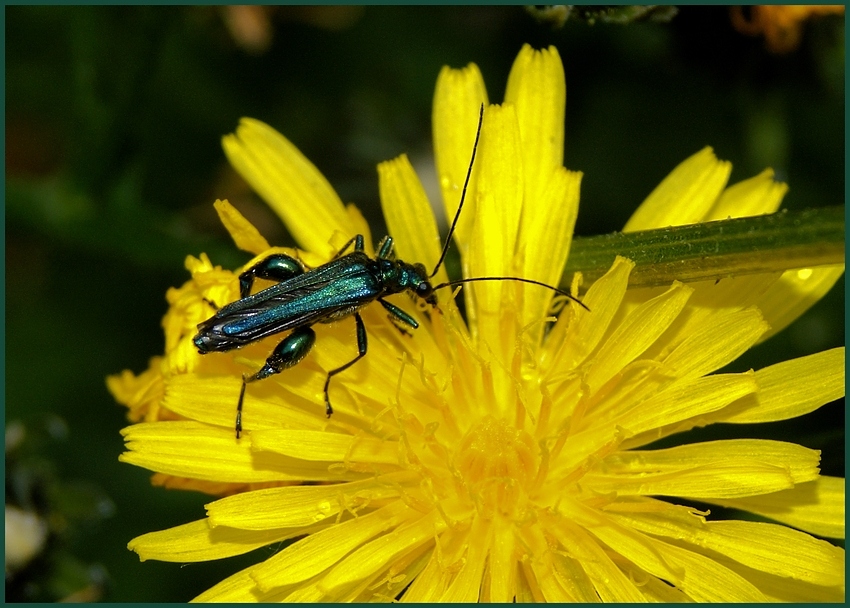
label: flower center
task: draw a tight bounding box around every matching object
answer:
[455,416,538,517]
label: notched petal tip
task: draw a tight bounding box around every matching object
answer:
[213,199,270,255]
[433,62,489,248]
[708,167,789,220]
[625,146,733,232]
[505,44,566,189]
[377,154,443,273]
[221,117,351,255]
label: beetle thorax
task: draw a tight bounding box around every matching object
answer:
[374,259,435,304]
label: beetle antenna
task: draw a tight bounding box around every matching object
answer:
[429,103,485,279]
[433,276,590,311]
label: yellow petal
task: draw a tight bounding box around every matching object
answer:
[402,535,475,600]
[128,519,290,562]
[541,256,633,375]
[685,271,779,311]
[624,348,841,448]
[432,63,488,249]
[344,203,375,254]
[623,146,731,232]
[550,553,600,602]
[735,565,845,603]
[222,118,351,255]
[439,516,489,601]
[377,154,447,286]
[487,519,517,602]
[163,374,324,435]
[548,520,646,602]
[588,461,796,498]
[698,520,843,587]
[584,281,692,394]
[559,373,758,475]
[600,438,820,483]
[106,359,165,423]
[614,557,694,601]
[706,476,845,539]
[251,501,412,590]
[205,472,415,529]
[618,272,777,354]
[120,421,271,482]
[403,522,480,601]
[754,265,845,342]
[645,551,781,604]
[318,509,445,595]
[278,582,324,602]
[522,526,575,601]
[658,306,769,380]
[250,429,400,465]
[705,167,787,220]
[191,566,262,602]
[401,540,448,601]
[724,347,844,423]
[466,103,524,320]
[567,499,767,601]
[620,372,757,436]
[352,542,432,602]
[519,166,582,337]
[213,199,270,255]
[504,44,566,203]
[516,562,540,601]
[588,516,767,601]
[120,421,347,483]
[611,504,844,587]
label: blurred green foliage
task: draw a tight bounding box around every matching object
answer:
[5,6,844,601]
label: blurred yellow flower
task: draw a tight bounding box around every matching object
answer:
[109,44,845,601]
[731,5,845,53]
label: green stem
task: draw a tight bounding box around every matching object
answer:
[562,206,845,290]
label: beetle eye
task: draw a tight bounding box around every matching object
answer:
[416,282,431,297]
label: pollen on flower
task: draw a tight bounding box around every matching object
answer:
[455,416,537,514]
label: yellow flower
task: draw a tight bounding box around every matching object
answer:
[110,45,845,601]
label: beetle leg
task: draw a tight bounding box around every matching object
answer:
[376,235,395,259]
[235,326,316,437]
[202,297,219,310]
[323,313,367,418]
[379,298,418,336]
[238,253,304,298]
[331,234,365,261]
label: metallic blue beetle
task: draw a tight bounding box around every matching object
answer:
[194,234,435,437]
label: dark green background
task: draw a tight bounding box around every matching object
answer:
[5,6,844,602]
